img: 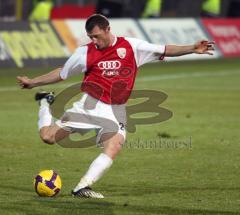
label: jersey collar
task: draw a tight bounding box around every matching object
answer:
[111,35,117,46]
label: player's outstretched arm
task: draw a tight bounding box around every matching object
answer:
[165,40,215,57]
[17,68,63,89]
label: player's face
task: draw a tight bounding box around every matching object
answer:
[87,25,111,50]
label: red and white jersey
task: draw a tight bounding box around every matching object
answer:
[60,37,165,104]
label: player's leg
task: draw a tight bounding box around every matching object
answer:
[36,91,71,144]
[70,94,126,198]
[72,132,125,198]
[102,132,125,159]
[81,132,124,183]
[40,124,71,144]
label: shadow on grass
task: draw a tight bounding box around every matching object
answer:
[0,199,239,215]
[0,199,115,215]
[103,184,240,197]
[0,183,32,193]
[1,184,240,214]
[118,205,240,215]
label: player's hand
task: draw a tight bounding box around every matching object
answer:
[194,40,215,55]
[17,76,34,89]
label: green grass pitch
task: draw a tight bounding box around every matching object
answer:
[0,58,240,215]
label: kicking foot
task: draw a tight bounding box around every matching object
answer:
[71,187,104,199]
[35,91,55,105]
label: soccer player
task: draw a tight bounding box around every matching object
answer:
[17,14,214,198]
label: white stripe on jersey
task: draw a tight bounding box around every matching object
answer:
[60,46,88,80]
[124,37,165,67]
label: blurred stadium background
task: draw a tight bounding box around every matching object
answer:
[1,0,240,20]
[0,0,240,214]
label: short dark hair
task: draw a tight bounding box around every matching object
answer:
[85,14,109,32]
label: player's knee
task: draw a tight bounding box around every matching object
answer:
[113,138,124,154]
[40,133,56,145]
[105,142,122,159]
[115,141,122,152]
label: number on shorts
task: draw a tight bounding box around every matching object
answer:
[119,122,125,130]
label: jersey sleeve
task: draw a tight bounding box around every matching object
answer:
[60,46,88,80]
[125,37,165,67]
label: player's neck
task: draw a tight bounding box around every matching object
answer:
[109,34,116,47]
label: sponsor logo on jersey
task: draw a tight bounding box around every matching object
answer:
[102,70,119,77]
[98,60,122,78]
[98,60,121,70]
[117,48,126,59]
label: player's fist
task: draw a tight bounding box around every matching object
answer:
[194,40,215,55]
[17,76,34,89]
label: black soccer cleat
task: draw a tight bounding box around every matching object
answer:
[35,91,55,105]
[71,186,104,199]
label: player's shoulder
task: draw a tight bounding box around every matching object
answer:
[124,37,145,43]
[73,45,88,55]
[75,44,88,51]
[123,37,148,47]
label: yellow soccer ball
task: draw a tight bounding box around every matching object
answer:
[34,170,62,197]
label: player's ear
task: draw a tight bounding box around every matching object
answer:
[106,26,110,32]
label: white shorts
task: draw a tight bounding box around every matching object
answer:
[55,93,126,143]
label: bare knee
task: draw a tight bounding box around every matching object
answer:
[103,134,125,159]
[108,141,122,153]
[104,143,122,160]
[39,125,70,145]
[40,131,56,145]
